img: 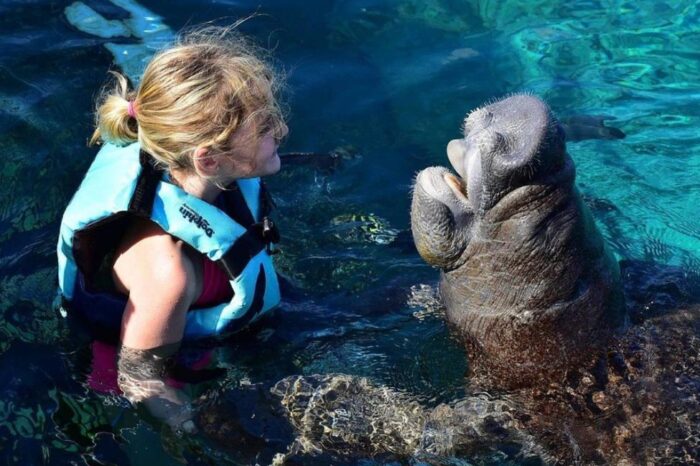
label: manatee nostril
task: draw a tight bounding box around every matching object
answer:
[466,107,494,134]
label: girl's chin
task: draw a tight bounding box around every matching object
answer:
[262,155,281,176]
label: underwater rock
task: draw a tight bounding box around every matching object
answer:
[271,374,426,458]
[268,374,547,464]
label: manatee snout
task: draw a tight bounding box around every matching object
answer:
[411,94,626,389]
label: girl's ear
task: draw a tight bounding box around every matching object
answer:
[192,146,219,177]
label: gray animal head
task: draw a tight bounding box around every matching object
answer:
[411,94,567,267]
[411,94,625,389]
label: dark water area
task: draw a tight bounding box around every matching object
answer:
[1,0,699,464]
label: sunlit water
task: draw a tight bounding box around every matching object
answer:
[1,0,699,464]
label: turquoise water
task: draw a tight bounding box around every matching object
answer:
[1,0,699,464]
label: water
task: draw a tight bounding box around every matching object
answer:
[1,0,699,464]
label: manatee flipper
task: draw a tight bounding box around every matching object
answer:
[560,114,626,141]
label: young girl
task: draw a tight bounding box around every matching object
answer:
[57,28,287,430]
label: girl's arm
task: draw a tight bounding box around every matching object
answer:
[112,219,202,432]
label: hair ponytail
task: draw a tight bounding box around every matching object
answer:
[89,71,138,146]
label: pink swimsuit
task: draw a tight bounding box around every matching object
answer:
[193,257,233,307]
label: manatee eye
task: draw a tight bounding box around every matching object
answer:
[493,131,507,152]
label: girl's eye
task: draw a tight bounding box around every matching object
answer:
[257,114,271,132]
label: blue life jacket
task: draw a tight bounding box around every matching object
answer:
[57,142,281,341]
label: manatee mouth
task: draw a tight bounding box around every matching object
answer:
[415,165,474,230]
[413,131,479,231]
[443,172,469,203]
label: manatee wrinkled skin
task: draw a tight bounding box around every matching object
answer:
[411,94,626,389]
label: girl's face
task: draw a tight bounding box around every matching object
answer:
[252,129,283,177]
[218,118,288,179]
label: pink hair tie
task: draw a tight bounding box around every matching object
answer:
[127,100,137,119]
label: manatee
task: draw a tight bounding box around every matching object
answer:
[256,282,700,464]
[410,94,626,389]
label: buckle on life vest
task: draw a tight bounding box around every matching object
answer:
[263,217,280,254]
[251,216,280,254]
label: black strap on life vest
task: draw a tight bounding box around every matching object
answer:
[128,150,162,217]
[221,264,267,334]
[257,181,281,246]
[219,230,267,278]
[218,180,281,278]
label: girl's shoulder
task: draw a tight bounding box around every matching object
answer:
[112,217,202,300]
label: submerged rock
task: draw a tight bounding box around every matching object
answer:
[268,374,548,464]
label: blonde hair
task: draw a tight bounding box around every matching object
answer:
[90,26,286,173]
